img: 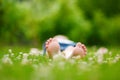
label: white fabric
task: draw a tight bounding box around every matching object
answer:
[56,38,74,44]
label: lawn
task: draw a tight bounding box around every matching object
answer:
[0,46,120,80]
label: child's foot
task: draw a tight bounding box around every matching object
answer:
[45,38,60,59]
[72,42,87,58]
[63,42,87,59]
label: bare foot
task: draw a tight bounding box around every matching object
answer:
[63,42,87,59]
[72,42,87,58]
[45,38,60,59]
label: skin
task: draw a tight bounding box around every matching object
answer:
[45,37,87,59]
[45,38,60,59]
[72,42,87,57]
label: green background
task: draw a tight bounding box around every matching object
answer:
[1,0,120,47]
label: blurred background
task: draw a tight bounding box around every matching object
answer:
[0,0,120,47]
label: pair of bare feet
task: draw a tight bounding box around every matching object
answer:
[45,38,87,59]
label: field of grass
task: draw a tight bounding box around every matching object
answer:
[0,46,120,80]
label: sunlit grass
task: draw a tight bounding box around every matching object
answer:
[0,46,120,80]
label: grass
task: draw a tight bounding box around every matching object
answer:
[0,46,120,80]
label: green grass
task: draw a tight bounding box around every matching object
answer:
[0,46,120,80]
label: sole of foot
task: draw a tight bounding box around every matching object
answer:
[63,42,87,59]
[45,38,60,59]
[72,42,87,58]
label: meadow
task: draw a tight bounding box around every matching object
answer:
[1,0,120,80]
[0,46,120,80]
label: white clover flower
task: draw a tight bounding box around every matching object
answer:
[23,53,29,58]
[112,60,117,63]
[95,47,108,64]
[95,47,108,56]
[8,49,15,57]
[115,56,120,61]
[21,53,29,65]
[29,48,41,56]
[53,52,65,61]
[72,55,81,60]
[21,58,29,65]
[2,54,13,65]
[97,55,103,64]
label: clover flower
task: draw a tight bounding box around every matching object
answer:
[29,48,41,56]
[2,54,13,65]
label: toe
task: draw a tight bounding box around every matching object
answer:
[81,44,87,53]
[76,42,82,47]
[47,38,52,43]
[52,38,58,42]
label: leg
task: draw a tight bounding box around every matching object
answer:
[45,38,60,59]
[63,46,75,59]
